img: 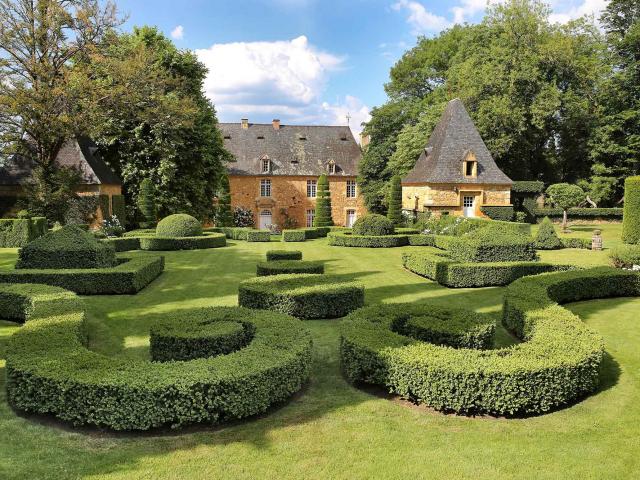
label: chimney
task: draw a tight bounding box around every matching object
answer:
[241,118,249,129]
[272,119,281,130]
[359,132,370,149]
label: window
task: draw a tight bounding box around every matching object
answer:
[260,179,271,197]
[329,162,336,174]
[306,209,315,227]
[465,161,475,177]
[262,158,270,173]
[346,180,356,198]
[307,179,317,198]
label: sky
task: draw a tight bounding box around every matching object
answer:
[115,0,608,138]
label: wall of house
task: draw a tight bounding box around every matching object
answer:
[229,175,366,228]
[401,183,511,217]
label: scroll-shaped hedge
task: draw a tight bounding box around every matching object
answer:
[239,273,365,319]
[341,268,640,416]
[4,284,312,431]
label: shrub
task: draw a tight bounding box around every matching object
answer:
[246,229,271,242]
[282,230,306,242]
[16,226,117,270]
[137,178,157,227]
[266,250,302,261]
[100,215,125,237]
[561,237,591,249]
[352,214,395,236]
[313,174,334,227]
[302,226,331,239]
[623,176,640,244]
[534,208,623,220]
[342,267,640,416]
[511,181,545,194]
[407,234,436,246]
[387,176,403,226]
[103,237,141,252]
[4,287,312,431]
[448,230,538,263]
[609,244,640,268]
[156,213,202,238]
[111,194,126,226]
[257,260,324,276]
[215,175,233,227]
[480,206,514,221]
[402,251,564,288]
[219,226,251,240]
[0,217,47,247]
[328,231,409,248]
[233,207,255,227]
[238,274,365,319]
[139,233,226,251]
[533,217,563,250]
[0,256,164,294]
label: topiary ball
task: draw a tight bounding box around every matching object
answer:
[156,214,202,238]
[352,214,395,236]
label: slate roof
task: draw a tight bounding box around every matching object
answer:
[402,99,512,185]
[0,137,121,186]
[219,122,361,176]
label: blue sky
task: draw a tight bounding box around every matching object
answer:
[115,0,607,136]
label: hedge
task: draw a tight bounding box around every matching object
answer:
[448,231,538,263]
[407,234,436,246]
[561,237,591,249]
[0,217,47,247]
[246,230,271,242]
[103,237,141,252]
[341,267,640,415]
[328,231,409,248]
[511,181,545,194]
[98,194,110,219]
[301,226,330,239]
[111,194,126,223]
[156,214,202,238]
[282,230,306,242]
[0,256,164,294]
[480,206,514,222]
[535,208,623,220]
[623,176,640,243]
[256,260,324,276]
[352,214,395,236]
[609,244,640,268]
[266,250,302,261]
[239,273,365,319]
[16,226,117,269]
[219,227,251,240]
[4,286,312,430]
[138,233,226,251]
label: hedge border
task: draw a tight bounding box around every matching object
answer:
[138,233,226,251]
[623,176,640,244]
[238,273,365,319]
[328,231,409,248]
[341,267,640,416]
[0,217,48,248]
[266,250,302,261]
[0,256,164,294]
[282,230,306,242]
[256,260,324,276]
[3,286,312,431]
[535,208,623,220]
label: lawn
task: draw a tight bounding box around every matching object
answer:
[0,222,638,479]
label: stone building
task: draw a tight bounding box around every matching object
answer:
[402,99,513,218]
[0,137,122,224]
[220,119,366,229]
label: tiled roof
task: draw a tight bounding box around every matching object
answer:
[219,122,361,176]
[0,137,121,186]
[402,99,512,185]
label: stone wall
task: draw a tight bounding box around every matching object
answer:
[229,175,366,228]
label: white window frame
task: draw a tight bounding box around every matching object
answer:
[262,158,270,173]
[306,209,315,227]
[260,179,271,197]
[307,179,317,198]
[329,163,336,174]
[346,180,356,198]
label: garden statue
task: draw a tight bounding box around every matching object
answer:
[592,230,603,251]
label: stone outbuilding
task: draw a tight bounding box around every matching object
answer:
[402,99,513,218]
[220,119,366,229]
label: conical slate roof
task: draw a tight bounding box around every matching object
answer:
[402,99,512,185]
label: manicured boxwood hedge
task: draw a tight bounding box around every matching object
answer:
[0,217,47,248]
[534,207,623,220]
[301,227,330,239]
[150,310,255,362]
[480,206,514,221]
[448,231,538,262]
[266,250,302,261]
[623,176,640,244]
[402,251,564,288]
[103,237,141,252]
[561,237,591,249]
[342,267,640,415]
[156,214,202,238]
[328,231,409,248]
[0,256,164,294]
[138,233,226,251]
[246,230,271,242]
[256,260,324,276]
[352,214,395,236]
[4,285,312,430]
[407,234,436,246]
[239,273,365,319]
[282,230,306,242]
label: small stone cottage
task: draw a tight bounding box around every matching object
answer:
[402,99,512,218]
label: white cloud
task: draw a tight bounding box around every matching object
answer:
[171,25,184,40]
[392,0,451,34]
[549,0,608,24]
[321,95,371,139]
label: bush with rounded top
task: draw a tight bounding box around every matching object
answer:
[342,267,640,416]
[238,274,365,319]
[623,176,640,244]
[4,286,312,431]
[352,214,395,236]
[156,214,202,238]
[257,260,324,276]
[533,217,563,250]
[16,225,117,270]
[266,250,302,261]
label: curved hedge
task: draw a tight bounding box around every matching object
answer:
[256,260,324,276]
[352,214,395,236]
[156,214,202,238]
[623,176,640,244]
[328,231,409,248]
[3,284,312,430]
[139,232,226,251]
[402,251,564,288]
[239,273,365,319]
[342,267,640,416]
[266,250,302,261]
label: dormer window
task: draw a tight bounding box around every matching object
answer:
[463,150,477,178]
[261,157,271,173]
[328,160,336,174]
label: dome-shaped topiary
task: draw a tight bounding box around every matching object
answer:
[533,217,563,250]
[352,214,395,236]
[156,214,202,238]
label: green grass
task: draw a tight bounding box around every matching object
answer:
[0,222,638,479]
